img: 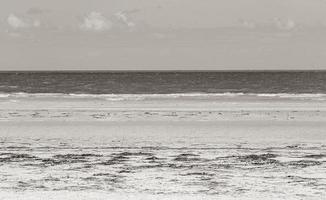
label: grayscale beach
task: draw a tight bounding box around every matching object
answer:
[1,0,326,199]
[0,94,325,199]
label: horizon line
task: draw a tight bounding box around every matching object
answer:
[0,69,326,73]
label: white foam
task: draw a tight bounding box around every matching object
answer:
[1,92,326,101]
[0,94,10,98]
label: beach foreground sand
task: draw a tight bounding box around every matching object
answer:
[0,96,325,199]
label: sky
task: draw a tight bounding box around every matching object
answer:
[1,0,326,70]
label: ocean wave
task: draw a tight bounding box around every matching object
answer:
[1,92,326,100]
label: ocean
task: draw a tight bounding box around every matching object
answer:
[0,71,325,94]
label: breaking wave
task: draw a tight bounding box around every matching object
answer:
[1,92,326,101]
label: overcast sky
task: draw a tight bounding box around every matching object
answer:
[1,0,326,70]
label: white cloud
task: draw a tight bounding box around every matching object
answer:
[238,19,256,29]
[6,13,41,29]
[115,11,136,28]
[7,14,29,29]
[33,20,41,28]
[274,18,296,30]
[80,12,112,31]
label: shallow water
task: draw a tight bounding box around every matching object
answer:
[0,121,325,199]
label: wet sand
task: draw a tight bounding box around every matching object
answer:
[0,96,325,199]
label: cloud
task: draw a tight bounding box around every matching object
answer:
[80,12,112,31]
[274,18,296,30]
[7,14,29,29]
[114,10,139,28]
[238,19,256,29]
[6,13,41,29]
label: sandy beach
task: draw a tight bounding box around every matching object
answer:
[0,95,326,199]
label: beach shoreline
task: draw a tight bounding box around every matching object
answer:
[1,95,326,122]
[0,97,325,199]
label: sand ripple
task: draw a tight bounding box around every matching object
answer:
[0,138,325,198]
